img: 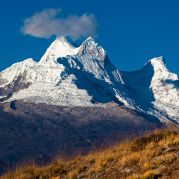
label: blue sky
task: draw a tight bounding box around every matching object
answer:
[0,0,179,74]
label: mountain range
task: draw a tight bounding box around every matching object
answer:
[0,37,178,173]
[0,36,179,123]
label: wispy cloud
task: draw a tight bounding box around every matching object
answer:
[21,8,97,39]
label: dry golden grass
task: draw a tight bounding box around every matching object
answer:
[1,129,179,179]
[68,170,78,179]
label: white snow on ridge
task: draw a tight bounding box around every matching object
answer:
[149,57,179,122]
[120,56,179,123]
[0,36,128,107]
[0,58,37,87]
[0,37,179,123]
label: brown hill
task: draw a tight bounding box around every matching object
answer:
[0,101,162,174]
[1,129,179,179]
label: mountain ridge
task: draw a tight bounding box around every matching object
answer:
[0,37,179,123]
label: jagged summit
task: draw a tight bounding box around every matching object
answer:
[79,36,106,61]
[38,36,106,66]
[81,36,97,47]
[0,37,127,107]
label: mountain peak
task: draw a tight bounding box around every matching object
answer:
[150,56,165,64]
[144,56,178,84]
[144,56,167,71]
[39,36,80,65]
[145,56,164,65]
[79,36,106,61]
[149,56,168,71]
[82,36,97,47]
[85,36,95,42]
[55,36,76,49]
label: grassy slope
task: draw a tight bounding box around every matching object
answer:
[1,129,179,179]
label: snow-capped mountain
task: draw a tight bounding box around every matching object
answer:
[0,37,179,123]
[0,37,129,107]
[121,57,179,123]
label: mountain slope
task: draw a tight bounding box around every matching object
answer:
[2,130,179,179]
[0,101,162,174]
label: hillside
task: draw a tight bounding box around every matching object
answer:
[0,101,161,174]
[2,129,179,179]
[0,37,179,178]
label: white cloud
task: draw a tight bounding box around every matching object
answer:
[21,8,97,39]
